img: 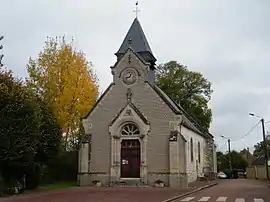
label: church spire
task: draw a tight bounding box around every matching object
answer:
[115,16,157,67]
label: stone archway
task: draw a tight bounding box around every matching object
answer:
[108,104,150,183]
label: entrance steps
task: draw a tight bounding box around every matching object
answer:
[111,179,149,187]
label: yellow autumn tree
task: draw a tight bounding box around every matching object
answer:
[26,36,99,149]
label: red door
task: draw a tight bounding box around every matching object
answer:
[121,140,140,178]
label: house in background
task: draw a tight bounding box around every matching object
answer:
[78,17,217,188]
[246,156,270,179]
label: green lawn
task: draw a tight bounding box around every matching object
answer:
[40,181,77,190]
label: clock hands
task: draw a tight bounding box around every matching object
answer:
[125,72,132,79]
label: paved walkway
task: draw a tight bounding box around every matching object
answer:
[174,179,268,202]
[0,180,216,202]
[0,187,189,202]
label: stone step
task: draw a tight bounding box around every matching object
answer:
[111,179,148,187]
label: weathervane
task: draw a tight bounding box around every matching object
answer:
[134,1,140,18]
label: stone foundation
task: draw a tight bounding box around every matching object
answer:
[78,172,188,188]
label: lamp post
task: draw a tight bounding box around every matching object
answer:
[249,113,269,180]
[221,135,232,178]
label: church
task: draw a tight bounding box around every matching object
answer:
[78,17,217,188]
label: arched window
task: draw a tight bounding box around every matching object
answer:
[190,138,193,162]
[121,123,140,136]
[198,142,201,163]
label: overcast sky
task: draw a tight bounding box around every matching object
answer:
[1,0,270,153]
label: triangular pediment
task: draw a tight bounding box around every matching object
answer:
[109,101,150,127]
[112,47,149,70]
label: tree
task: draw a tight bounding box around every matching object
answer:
[0,68,62,189]
[230,150,248,170]
[217,150,248,172]
[239,148,255,166]
[26,36,99,149]
[25,97,62,189]
[253,139,270,157]
[156,61,213,129]
[0,69,42,184]
[34,98,61,165]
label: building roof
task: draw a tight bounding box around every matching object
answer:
[251,156,265,165]
[82,83,115,119]
[147,82,212,139]
[83,18,214,140]
[115,18,156,63]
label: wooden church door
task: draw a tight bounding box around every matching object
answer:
[121,140,140,178]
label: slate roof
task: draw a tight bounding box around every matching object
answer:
[115,18,156,63]
[147,82,212,138]
[251,156,265,165]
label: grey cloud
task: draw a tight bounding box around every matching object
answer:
[1,0,270,153]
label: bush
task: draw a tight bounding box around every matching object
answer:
[25,164,41,190]
[41,151,78,184]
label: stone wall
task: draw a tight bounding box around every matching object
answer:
[181,126,206,183]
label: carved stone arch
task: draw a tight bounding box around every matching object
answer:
[119,122,140,136]
[109,104,150,138]
[109,104,149,183]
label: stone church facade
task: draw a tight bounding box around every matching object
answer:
[78,17,217,188]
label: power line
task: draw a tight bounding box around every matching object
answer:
[218,141,228,151]
[234,120,261,141]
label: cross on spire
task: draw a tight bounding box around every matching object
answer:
[133,1,140,18]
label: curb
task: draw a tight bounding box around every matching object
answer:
[161,182,218,202]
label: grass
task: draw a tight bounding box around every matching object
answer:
[40,181,77,190]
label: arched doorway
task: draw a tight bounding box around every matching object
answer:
[120,123,141,178]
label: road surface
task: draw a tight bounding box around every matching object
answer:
[174,179,268,202]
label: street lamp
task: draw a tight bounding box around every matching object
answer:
[249,112,269,180]
[220,135,232,178]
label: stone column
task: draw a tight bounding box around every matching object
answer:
[169,131,180,187]
[140,135,147,184]
[213,144,217,174]
[110,136,121,182]
[78,134,90,186]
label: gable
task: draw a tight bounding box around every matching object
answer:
[109,101,150,126]
[108,101,151,136]
[112,48,149,71]
[145,81,209,138]
[82,82,115,120]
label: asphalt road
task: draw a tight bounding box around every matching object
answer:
[174,179,269,202]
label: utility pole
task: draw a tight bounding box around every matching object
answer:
[228,139,232,178]
[0,36,4,67]
[249,113,270,181]
[247,147,250,166]
[261,118,269,180]
[221,135,232,178]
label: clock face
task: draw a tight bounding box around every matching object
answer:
[122,68,137,85]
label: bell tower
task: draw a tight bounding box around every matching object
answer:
[115,17,157,85]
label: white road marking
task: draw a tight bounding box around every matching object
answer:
[216,197,227,201]
[198,196,211,201]
[254,199,264,202]
[235,198,245,202]
[180,197,195,201]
